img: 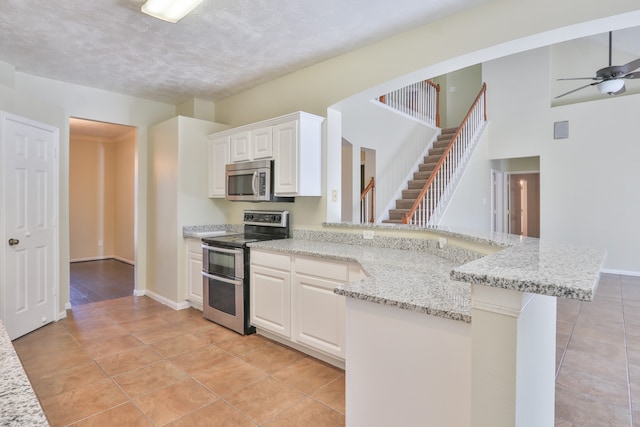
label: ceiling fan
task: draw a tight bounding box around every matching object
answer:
[555,31,640,98]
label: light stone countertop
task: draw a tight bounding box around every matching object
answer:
[0,319,49,426]
[249,227,606,323]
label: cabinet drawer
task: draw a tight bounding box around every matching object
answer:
[251,250,291,271]
[294,256,348,282]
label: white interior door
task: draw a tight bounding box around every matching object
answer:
[2,112,58,340]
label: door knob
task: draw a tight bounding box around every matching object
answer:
[8,238,19,246]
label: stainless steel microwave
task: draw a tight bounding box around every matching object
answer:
[225,159,293,202]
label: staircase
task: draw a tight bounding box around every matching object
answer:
[375,82,487,226]
[383,128,458,224]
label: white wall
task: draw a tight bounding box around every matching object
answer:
[10,71,175,306]
[341,101,437,222]
[484,47,640,273]
[439,127,492,230]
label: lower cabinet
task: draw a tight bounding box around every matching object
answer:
[250,249,365,364]
[250,251,291,337]
[186,238,204,309]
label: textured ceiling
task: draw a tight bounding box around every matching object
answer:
[0,0,487,105]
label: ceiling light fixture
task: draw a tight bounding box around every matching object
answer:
[597,79,624,95]
[141,0,204,23]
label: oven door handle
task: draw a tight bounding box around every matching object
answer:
[201,271,242,285]
[201,244,242,256]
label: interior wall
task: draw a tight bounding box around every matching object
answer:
[438,128,492,229]
[435,64,483,129]
[69,134,135,263]
[341,140,353,221]
[342,101,436,222]
[484,47,640,273]
[12,71,176,306]
[114,134,136,263]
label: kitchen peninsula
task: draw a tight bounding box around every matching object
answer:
[249,223,605,427]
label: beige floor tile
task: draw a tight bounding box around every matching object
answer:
[19,346,94,379]
[31,362,108,401]
[215,334,272,357]
[82,334,144,359]
[166,400,256,427]
[118,315,173,334]
[68,402,153,427]
[40,379,128,427]
[113,360,188,398]
[68,323,131,344]
[169,345,235,375]
[129,324,185,345]
[273,357,343,395]
[556,365,630,408]
[263,397,345,426]
[565,335,627,363]
[555,386,631,427]
[571,321,625,346]
[193,356,267,397]
[312,375,346,414]
[192,323,241,344]
[134,378,218,426]
[241,342,306,374]
[96,346,163,376]
[557,332,570,350]
[150,332,210,358]
[225,377,306,424]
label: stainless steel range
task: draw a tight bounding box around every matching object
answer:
[201,210,290,334]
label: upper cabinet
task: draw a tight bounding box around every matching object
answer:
[208,111,324,198]
[230,126,273,163]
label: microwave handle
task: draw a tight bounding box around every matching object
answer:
[252,171,259,196]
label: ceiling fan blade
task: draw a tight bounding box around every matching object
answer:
[619,58,640,74]
[557,77,600,81]
[623,72,640,79]
[555,82,598,99]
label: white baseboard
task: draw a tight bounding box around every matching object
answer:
[144,289,190,310]
[133,288,146,297]
[70,255,134,265]
[601,268,640,278]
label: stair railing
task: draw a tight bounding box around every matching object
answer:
[378,80,440,127]
[360,177,375,223]
[402,83,487,226]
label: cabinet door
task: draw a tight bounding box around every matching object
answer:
[251,126,273,160]
[230,131,251,162]
[186,239,204,307]
[272,120,298,195]
[250,265,291,338]
[293,273,346,358]
[208,135,230,198]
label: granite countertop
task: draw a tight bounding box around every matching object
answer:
[0,319,49,426]
[249,228,606,324]
[249,238,472,322]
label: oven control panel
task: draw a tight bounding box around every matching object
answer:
[243,210,288,227]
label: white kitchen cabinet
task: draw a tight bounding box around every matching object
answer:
[250,250,291,338]
[230,126,273,163]
[208,134,230,198]
[185,238,204,309]
[272,115,322,196]
[208,112,323,197]
[250,248,365,365]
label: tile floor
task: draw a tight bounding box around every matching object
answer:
[12,270,640,426]
[14,297,345,426]
[555,273,640,427]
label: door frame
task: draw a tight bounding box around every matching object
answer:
[491,169,540,235]
[1,111,60,335]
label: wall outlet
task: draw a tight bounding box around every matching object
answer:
[332,189,338,202]
[363,230,375,240]
[438,237,447,249]
[98,240,103,247]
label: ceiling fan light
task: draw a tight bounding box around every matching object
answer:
[141,0,204,23]
[597,79,624,95]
